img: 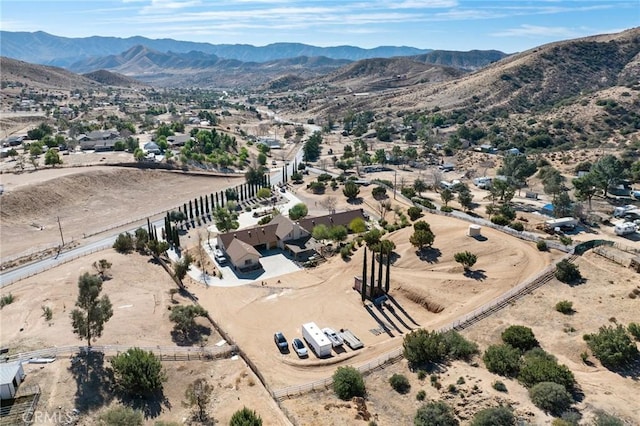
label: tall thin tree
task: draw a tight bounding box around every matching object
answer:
[369,249,376,299]
[361,248,368,302]
[385,248,391,293]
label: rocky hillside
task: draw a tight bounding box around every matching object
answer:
[82,69,147,87]
[0,56,102,90]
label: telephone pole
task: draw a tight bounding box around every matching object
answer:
[57,216,65,247]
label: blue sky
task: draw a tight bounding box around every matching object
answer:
[1,0,638,52]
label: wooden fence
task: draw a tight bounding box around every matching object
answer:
[2,344,236,363]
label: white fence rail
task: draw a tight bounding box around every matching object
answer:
[2,344,237,363]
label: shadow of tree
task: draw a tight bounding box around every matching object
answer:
[119,388,171,419]
[464,269,487,281]
[170,324,212,347]
[386,294,420,326]
[347,197,364,205]
[68,352,114,412]
[416,247,441,263]
[364,304,394,338]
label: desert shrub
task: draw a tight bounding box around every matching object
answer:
[416,390,426,401]
[389,373,411,394]
[111,348,166,397]
[0,293,15,308]
[256,187,271,198]
[555,260,582,284]
[229,407,263,426]
[454,251,477,270]
[414,401,459,426]
[470,406,515,426]
[332,366,365,400]
[555,300,574,314]
[407,206,423,221]
[529,382,573,416]
[491,215,510,226]
[417,370,427,380]
[456,377,465,385]
[508,221,524,231]
[628,322,640,341]
[317,173,332,182]
[537,240,548,251]
[592,410,624,426]
[113,232,134,253]
[288,203,308,220]
[403,329,478,366]
[372,186,387,199]
[401,187,416,198]
[98,406,143,426]
[440,206,453,212]
[482,344,521,377]
[501,325,539,352]
[41,305,53,321]
[492,380,508,392]
[583,324,639,369]
[441,330,479,361]
[518,348,576,391]
[447,384,457,393]
[559,236,573,246]
[340,246,352,260]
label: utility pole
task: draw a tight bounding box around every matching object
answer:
[394,170,397,200]
[57,216,65,247]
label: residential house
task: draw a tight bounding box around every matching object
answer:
[144,142,161,155]
[256,137,281,149]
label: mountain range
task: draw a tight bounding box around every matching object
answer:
[0,31,434,67]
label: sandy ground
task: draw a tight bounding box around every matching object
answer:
[0,166,243,262]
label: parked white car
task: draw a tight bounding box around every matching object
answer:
[322,327,344,347]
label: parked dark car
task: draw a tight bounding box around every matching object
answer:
[274,332,288,351]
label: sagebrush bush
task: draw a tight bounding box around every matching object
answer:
[416,390,426,401]
[584,324,639,370]
[555,300,574,314]
[501,325,539,352]
[555,260,582,284]
[470,406,515,426]
[492,380,508,392]
[389,373,411,394]
[483,344,521,377]
[529,382,573,416]
[332,366,365,400]
[537,240,548,251]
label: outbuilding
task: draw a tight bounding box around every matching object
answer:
[1,362,26,400]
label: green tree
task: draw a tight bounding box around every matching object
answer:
[44,149,63,167]
[489,178,515,203]
[244,165,266,186]
[372,186,387,200]
[374,148,387,164]
[501,325,539,352]
[303,131,322,162]
[389,373,411,394]
[470,407,515,426]
[413,179,428,194]
[591,154,625,197]
[332,366,366,400]
[407,206,422,221]
[454,251,477,270]
[440,188,454,206]
[363,229,382,248]
[572,173,598,210]
[457,188,474,212]
[288,203,308,220]
[410,229,435,250]
[174,253,193,282]
[329,225,348,242]
[518,348,576,391]
[528,382,573,416]
[584,324,639,370]
[343,181,360,200]
[170,304,209,341]
[133,147,145,161]
[214,206,239,232]
[111,348,166,397]
[229,407,263,426]
[312,224,330,241]
[183,378,213,423]
[349,217,367,233]
[97,406,143,426]
[257,152,267,166]
[70,273,113,346]
[554,260,581,284]
[414,401,459,426]
[113,232,134,253]
[257,187,271,198]
[592,410,624,426]
[498,154,537,189]
[482,344,521,377]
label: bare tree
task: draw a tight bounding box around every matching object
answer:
[319,196,337,214]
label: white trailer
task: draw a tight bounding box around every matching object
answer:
[339,329,364,350]
[302,322,332,357]
[545,217,578,230]
[614,222,637,236]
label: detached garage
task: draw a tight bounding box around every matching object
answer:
[1,362,26,400]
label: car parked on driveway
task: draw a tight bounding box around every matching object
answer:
[322,327,344,347]
[291,338,308,357]
[274,332,288,352]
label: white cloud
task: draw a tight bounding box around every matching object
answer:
[387,0,457,9]
[140,0,202,14]
[490,24,578,38]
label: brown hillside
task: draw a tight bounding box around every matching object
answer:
[0,56,101,90]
